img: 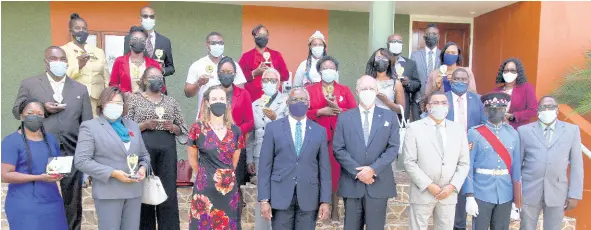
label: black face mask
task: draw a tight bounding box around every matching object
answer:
[148,79,164,92]
[424,35,439,48]
[72,31,89,44]
[486,107,506,124]
[374,59,389,73]
[219,73,235,88]
[209,102,227,117]
[23,115,44,132]
[255,37,269,48]
[130,41,146,54]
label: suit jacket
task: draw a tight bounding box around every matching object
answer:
[258,117,332,211]
[74,117,151,200]
[402,118,470,205]
[411,49,441,103]
[124,31,174,77]
[518,120,584,207]
[446,91,487,131]
[392,56,421,121]
[493,82,538,129]
[246,93,289,164]
[333,106,400,199]
[109,53,163,93]
[12,74,93,154]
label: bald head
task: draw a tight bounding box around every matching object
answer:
[357,75,377,90]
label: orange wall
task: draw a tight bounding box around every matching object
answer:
[472,1,541,94]
[241,5,329,79]
[49,1,148,46]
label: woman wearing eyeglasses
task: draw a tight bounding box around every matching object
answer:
[492,58,538,129]
[110,26,163,95]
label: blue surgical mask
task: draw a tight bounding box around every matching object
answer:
[443,53,459,65]
[49,61,68,77]
[262,82,277,96]
[450,82,468,96]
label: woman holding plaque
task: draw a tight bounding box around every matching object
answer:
[125,67,188,230]
[1,99,67,230]
[74,86,151,230]
[187,85,245,230]
[424,42,477,97]
[365,48,406,114]
[293,30,331,87]
[109,26,163,95]
[305,55,356,221]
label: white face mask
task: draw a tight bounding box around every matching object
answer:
[321,69,338,83]
[389,42,403,55]
[429,105,449,120]
[262,82,277,96]
[538,110,558,124]
[311,46,324,59]
[503,73,517,83]
[209,44,224,58]
[359,90,377,106]
[103,103,124,121]
[141,18,156,31]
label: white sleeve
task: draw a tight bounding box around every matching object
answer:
[234,61,247,85]
[186,62,199,84]
[293,60,306,87]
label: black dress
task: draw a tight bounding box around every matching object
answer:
[188,121,244,230]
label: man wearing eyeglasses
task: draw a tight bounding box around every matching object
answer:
[517,96,583,230]
[124,6,174,94]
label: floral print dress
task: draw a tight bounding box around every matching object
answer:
[188,121,245,230]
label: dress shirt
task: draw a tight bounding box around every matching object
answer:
[359,104,376,133]
[288,115,307,145]
[452,92,468,128]
[427,117,447,149]
[540,120,556,143]
[61,42,109,99]
[47,73,66,101]
[425,47,438,72]
[186,56,247,115]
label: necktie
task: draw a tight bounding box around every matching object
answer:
[147,34,154,57]
[458,96,467,130]
[363,110,370,146]
[295,121,302,156]
[428,50,434,73]
[436,124,444,151]
[544,126,552,144]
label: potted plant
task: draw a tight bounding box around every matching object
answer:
[554,49,591,120]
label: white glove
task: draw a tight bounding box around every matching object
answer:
[466,197,479,217]
[510,203,521,220]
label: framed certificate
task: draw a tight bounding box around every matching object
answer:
[102,32,127,73]
[46,156,74,175]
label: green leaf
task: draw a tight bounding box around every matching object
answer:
[553,47,591,117]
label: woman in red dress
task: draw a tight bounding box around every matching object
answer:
[305,56,356,221]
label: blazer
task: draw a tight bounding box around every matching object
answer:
[230,86,255,136]
[518,120,583,207]
[493,82,538,129]
[411,48,441,102]
[257,117,332,211]
[74,117,151,200]
[12,73,93,154]
[402,118,470,205]
[306,82,357,143]
[246,93,289,164]
[333,106,400,199]
[109,53,163,93]
[446,91,487,131]
[124,31,174,77]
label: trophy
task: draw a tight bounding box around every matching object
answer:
[395,65,405,79]
[262,52,272,67]
[324,85,335,101]
[155,106,165,122]
[439,65,448,76]
[155,49,164,68]
[127,154,139,179]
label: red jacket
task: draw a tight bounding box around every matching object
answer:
[109,53,164,93]
[305,82,357,142]
[238,47,289,102]
[493,82,538,129]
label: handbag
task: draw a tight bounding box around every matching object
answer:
[397,105,407,154]
[176,160,194,187]
[142,166,168,205]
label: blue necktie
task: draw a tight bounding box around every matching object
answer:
[295,121,302,156]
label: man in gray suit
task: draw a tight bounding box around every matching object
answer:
[333,75,400,230]
[402,91,470,230]
[258,87,331,230]
[411,23,441,112]
[12,46,93,230]
[518,96,584,230]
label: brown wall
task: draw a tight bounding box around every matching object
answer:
[472,1,541,95]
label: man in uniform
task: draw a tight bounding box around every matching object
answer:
[463,92,522,230]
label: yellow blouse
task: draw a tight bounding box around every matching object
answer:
[61,42,109,99]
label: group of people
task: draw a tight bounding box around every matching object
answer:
[0,6,584,230]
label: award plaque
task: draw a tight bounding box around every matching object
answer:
[46,156,73,175]
[324,85,335,101]
[395,66,405,79]
[205,64,214,76]
[262,52,272,66]
[127,154,139,179]
[155,106,165,122]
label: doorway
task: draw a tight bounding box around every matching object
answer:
[412,21,471,67]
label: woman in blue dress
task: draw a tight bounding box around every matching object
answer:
[1,98,68,230]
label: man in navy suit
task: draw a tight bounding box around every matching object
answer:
[258,87,331,230]
[411,23,441,113]
[445,68,487,230]
[333,75,400,230]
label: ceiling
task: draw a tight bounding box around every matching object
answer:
[207,1,516,18]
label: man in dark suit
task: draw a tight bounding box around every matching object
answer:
[124,6,174,91]
[258,87,331,230]
[333,75,400,230]
[387,33,421,121]
[13,46,93,230]
[444,68,487,230]
[411,23,441,112]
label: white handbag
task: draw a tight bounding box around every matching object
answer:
[397,105,407,154]
[142,167,168,205]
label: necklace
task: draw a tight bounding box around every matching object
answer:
[209,122,225,131]
[131,58,145,66]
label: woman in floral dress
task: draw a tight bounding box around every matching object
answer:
[187,85,245,230]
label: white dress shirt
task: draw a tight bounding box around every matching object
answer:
[288,115,307,145]
[425,46,438,72]
[452,92,468,128]
[427,117,447,149]
[359,104,375,133]
[47,73,66,103]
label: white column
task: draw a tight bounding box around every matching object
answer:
[369,1,395,55]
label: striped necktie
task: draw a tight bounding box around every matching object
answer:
[363,110,370,146]
[295,121,303,156]
[428,50,434,73]
[147,34,154,57]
